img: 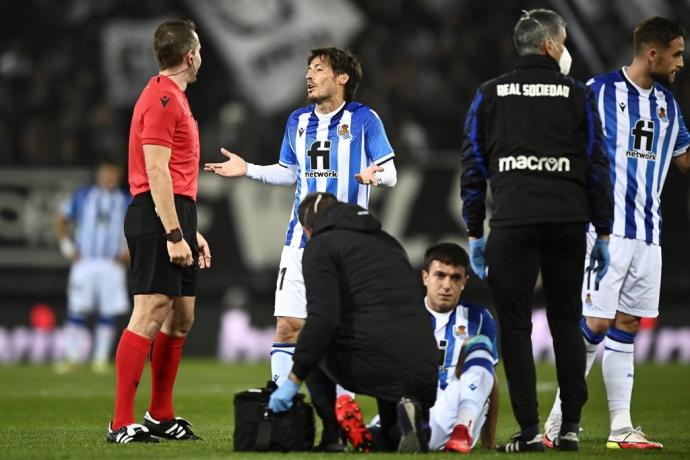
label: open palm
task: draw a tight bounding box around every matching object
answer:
[204,148,247,177]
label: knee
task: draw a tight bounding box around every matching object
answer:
[128,297,173,339]
[168,312,195,337]
[457,335,495,378]
[584,316,612,336]
[275,316,304,343]
[129,312,165,339]
[613,313,640,334]
[463,335,495,356]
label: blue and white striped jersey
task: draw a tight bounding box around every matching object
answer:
[426,299,498,395]
[588,68,690,244]
[61,185,130,259]
[278,101,394,248]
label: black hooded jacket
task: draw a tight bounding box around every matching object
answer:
[292,202,438,406]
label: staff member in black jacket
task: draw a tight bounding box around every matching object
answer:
[460,9,613,453]
[268,192,438,453]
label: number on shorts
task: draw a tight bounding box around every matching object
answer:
[278,267,287,290]
[585,267,599,291]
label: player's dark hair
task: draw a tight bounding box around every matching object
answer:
[633,17,686,54]
[298,192,338,230]
[308,47,362,101]
[154,19,198,70]
[423,243,470,272]
[513,9,566,56]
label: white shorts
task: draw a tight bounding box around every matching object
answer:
[274,246,307,319]
[582,233,661,319]
[68,259,130,317]
[428,376,490,450]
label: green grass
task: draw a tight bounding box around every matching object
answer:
[1,359,689,459]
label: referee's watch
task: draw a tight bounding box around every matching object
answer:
[165,227,184,243]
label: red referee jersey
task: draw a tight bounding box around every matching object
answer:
[128,75,200,200]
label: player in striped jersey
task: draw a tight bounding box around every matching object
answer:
[422,243,499,453]
[55,159,131,374]
[205,47,396,449]
[545,17,690,449]
[206,49,396,375]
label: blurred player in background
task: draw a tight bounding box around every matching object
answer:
[544,17,690,450]
[55,158,130,374]
[205,47,397,450]
[107,19,211,444]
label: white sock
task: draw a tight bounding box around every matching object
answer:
[548,321,604,421]
[63,314,87,363]
[603,328,635,433]
[92,317,115,363]
[456,364,494,429]
[270,343,295,387]
[336,385,354,398]
[457,347,494,425]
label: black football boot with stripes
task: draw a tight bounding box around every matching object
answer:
[143,411,201,440]
[497,431,546,453]
[106,422,159,443]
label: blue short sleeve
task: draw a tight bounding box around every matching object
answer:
[673,104,690,155]
[278,119,297,166]
[363,109,394,164]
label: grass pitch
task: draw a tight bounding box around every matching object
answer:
[2,359,689,459]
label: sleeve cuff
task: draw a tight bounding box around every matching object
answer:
[141,138,173,148]
[594,225,612,236]
[467,223,484,238]
[290,362,311,382]
[673,143,690,156]
[374,152,395,165]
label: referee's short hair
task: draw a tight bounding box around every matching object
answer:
[298,192,338,230]
[513,9,567,56]
[154,19,198,70]
[633,17,686,53]
[423,243,470,272]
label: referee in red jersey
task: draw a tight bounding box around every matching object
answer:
[107,19,210,443]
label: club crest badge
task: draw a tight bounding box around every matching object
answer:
[338,124,352,140]
[657,106,668,122]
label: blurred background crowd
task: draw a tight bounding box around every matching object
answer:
[4,0,690,168]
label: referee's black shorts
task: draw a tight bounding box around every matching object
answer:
[124,191,198,297]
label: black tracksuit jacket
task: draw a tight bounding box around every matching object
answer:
[291,202,438,408]
[461,55,613,237]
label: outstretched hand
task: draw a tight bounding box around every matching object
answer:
[355,164,384,186]
[204,148,248,177]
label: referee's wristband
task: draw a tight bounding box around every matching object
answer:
[165,227,184,243]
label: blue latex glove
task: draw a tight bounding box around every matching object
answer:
[469,236,488,280]
[588,238,610,284]
[268,379,300,412]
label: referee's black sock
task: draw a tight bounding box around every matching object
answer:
[561,422,579,435]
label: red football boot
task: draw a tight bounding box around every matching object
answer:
[335,395,373,452]
[445,424,472,454]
